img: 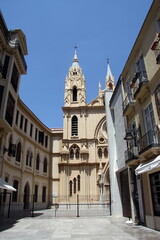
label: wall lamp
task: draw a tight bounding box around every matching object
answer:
[124,128,139,141]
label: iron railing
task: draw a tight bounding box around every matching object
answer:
[138,130,160,154]
[125,146,138,162]
[122,93,134,113]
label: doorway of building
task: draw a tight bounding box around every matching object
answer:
[23,182,30,209]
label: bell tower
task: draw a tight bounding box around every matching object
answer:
[64,48,86,106]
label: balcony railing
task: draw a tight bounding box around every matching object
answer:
[132,71,148,97]
[125,146,139,162]
[138,130,160,155]
[122,93,134,113]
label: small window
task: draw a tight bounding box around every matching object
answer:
[39,131,44,145]
[15,110,19,125]
[43,158,47,173]
[16,142,21,162]
[20,115,24,130]
[24,118,28,133]
[98,148,102,159]
[73,86,77,101]
[36,154,40,170]
[45,135,48,148]
[26,150,29,166]
[30,123,33,137]
[29,152,33,167]
[71,116,78,136]
[35,128,38,141]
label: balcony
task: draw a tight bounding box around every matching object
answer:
[122,93,135,115]
[132,71,148,99]
[138,130,160,157]
[125,146,139,163]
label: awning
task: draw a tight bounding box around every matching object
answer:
[135,155,160,175]
[0,178,17,191]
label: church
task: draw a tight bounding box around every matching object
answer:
[0,11,115,214]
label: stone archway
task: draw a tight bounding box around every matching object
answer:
[23,182,30,209]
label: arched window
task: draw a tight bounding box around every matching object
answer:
[104,148,108,159]
[72,116,78,136]
[73,86,77,101]
[69,180,72,196]
[77,175,80,191]
[43,158,47,173]
[73,178,76,194]
[8,135,12,156]
[69,145,80,159]
[16,142,21,162]
[26,150,29,166]
[29,152,33,167]
[98,148,102,159]
[36,154,40,170]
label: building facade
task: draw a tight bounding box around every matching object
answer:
[0,11,113,216]
[121,0,160,230]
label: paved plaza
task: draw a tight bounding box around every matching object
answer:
[0,210,160,240]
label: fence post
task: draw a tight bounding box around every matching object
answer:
[77,194,79,217]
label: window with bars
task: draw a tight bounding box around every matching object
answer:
[71,116,78,136]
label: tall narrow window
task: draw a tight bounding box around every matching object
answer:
[15,110,19,125]
[36,154,40,170]
[43,158,47,173]
[11,63,19,92]
[98,148,102,159]
[2,55,10,79]
[34,185,38,203]
[73,178,76,194]
[45,135,48,148]
[69,180,72,196]
[16,142,21,162]
[30,123,33,137]
[71,116,78,136]
[12,180,19,202]
[42,186,46,202]
[20,115,24,130]
[5,92,15,126]
[73,86,77,101]
[77,175,80,191]
[29,152,33,167]
[24,118,28,133]
[26,150,29,166]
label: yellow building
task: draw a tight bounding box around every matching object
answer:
[122,0,160,230]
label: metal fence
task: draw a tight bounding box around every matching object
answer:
[0,193,111,218]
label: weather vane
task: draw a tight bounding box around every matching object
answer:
[107,57,109,64]
[74,45,78,50]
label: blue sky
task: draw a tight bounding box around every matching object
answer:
[1,0,152,128]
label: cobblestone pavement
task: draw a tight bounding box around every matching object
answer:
[0,211,160,240]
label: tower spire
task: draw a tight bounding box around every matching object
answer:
[105,59,115,91]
